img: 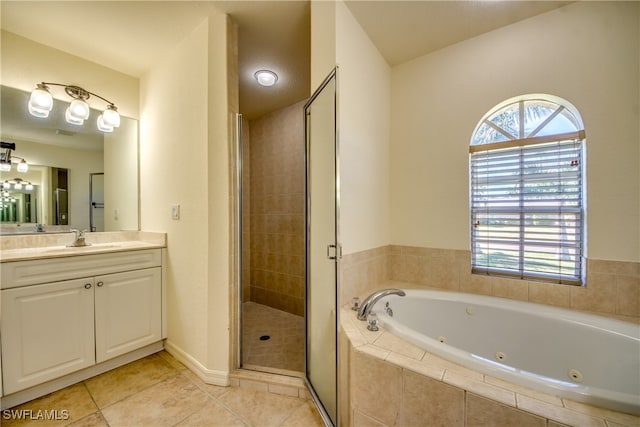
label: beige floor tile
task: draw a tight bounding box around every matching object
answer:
[217,387,307,427]
[66,411,109,427]
[100,374,210,427]
[84,353,178,408]
[175,400,248,426]
[157,350,189,371]
[1,383,97,427]
[280,400,325,427]
[180,369,231,399]
[2,350,323,427]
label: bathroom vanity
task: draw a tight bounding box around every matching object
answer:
[0,231,166,409]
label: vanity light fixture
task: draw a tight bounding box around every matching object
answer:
[254,70,278,87]
[28,82,121,132]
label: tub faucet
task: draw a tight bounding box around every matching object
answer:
[357,288,406,320]
[67,229,91,247]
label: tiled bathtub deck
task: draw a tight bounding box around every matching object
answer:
[341,306,640,427]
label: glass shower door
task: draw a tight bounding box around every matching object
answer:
[305,69,338,426]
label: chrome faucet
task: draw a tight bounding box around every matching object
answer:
[357,288,406,320]
[68,229,91,247]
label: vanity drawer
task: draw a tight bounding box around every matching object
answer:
[1,249,162,289]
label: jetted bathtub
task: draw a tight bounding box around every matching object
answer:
[372,289,640,415]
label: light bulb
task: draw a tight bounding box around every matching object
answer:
[17,160,28,173]
[97,115,114,132]
[102,105,120,127]
[13,182,22,190]
[25,183,34,191]
[65,107,85,125]
[2,182,10,189]
[254,70,278,87]
[28,84,53,118]
[0,162,10,172]
[68,98,90,120]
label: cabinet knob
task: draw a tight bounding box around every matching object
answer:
[97,281,104,287]
[84,283,92,289]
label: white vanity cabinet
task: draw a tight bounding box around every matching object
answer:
[1,248,164,396]
[2,277,96,393]
[95,267,162,363]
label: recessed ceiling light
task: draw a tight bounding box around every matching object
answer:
[254,70,278,87]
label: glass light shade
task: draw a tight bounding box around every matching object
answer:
[97,115,114,132]
[254,70,278,87]
[28,86,53,118]
[68,99,90,120]
[2,182,10,189]
[65,107,85,125]
[16,160,28,173]
[0,162,11,172]
[13,182,22,190]
[102,106,120,127]
[25,183,34,191]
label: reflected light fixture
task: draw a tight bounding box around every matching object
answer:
[28,82,121,132]
[0,142,28,173]
[2,178,34,191]
[254,70,278,87]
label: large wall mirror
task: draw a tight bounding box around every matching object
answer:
[0,85,139,234]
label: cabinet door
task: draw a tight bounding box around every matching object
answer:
[1,278,95,394]
[95,267,162,363]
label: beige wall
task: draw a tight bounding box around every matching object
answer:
[0,31,139,119]
[310,1,336,90]
[140,11,235,380]
[247,101,306,316]
[335,1,391,255]
[390,2,640,262]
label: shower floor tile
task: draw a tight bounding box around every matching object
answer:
[242,302,305,374]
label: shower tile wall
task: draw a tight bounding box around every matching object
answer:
[248,101,306,316]
[242,116,251,302]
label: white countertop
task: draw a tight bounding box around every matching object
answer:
[0,231,166,262]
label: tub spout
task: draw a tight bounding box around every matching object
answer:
[357,289,406,320]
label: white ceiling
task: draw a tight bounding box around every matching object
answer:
[1,1,570,120]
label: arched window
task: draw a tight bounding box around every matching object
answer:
[469,95,585,285]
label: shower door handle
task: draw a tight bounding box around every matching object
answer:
[327,244,342,260]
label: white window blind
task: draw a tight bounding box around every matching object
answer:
[470,139,584,285]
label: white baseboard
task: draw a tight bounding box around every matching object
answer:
[163,340,230,387]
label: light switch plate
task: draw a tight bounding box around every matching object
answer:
[171,204,180,220]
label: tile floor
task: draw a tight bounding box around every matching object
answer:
[242,302,305,374]
[1,351,324,427]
